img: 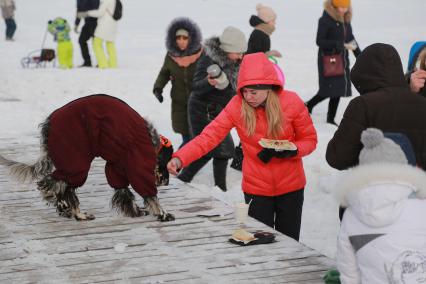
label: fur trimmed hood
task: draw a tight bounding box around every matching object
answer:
[324,0,352,23]
[204,36,241,90]
[166,17,202,57]
[335,163,426,227]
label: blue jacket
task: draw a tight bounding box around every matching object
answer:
[384,132,416,166]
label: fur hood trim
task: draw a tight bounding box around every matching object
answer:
[204,36,240,90]
[324,0,352,23]
[336,163,426,207]
[166,17,202,57]
[255,23,275,36]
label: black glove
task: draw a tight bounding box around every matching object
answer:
[274,149,298,159]
[257,148,298,164]
[153,88,163,103]
[257,148,275,163]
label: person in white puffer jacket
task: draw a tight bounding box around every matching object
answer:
[335,128,426,284]
[86,0,118,68]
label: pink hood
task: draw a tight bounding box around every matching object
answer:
[237,52,283,95]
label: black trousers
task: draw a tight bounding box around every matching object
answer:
[78,18,97,66]
[178,157,228,191]
[5,18,17,39]
[339,207,346,221]
[244,189,304,241]
[306,93,340,122]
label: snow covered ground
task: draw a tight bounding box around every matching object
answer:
[0,0,424,259]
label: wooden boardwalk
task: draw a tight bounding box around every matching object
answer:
[0,142,334,283]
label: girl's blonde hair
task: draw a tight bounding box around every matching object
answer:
[418,48,426,71]
[241,90,283,138]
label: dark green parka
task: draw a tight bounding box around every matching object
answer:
[153,18,202,135]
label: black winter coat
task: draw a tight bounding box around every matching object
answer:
[316,2,361,98]
[247,15,270,54]
[326,43,426,170]
[188,37,239,159]
[75,0,99,26]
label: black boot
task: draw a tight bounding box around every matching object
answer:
[326,119,339,126]
[79,62,92,67]
[213,158,228,192]
[177,156,210,183]
[305,93,327,114]
[327,97,340,126]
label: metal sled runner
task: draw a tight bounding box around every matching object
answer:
[21,48,56,68]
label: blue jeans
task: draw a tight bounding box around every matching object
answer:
[5,18,16,39]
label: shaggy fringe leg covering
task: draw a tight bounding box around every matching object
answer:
[37,175,95,221]
[144,196,175,222]
[111,188,148,217]
[37,175,67,205]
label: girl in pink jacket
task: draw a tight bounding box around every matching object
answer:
[168,52,317,240]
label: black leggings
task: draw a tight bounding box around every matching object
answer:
[177,156,228,190]
[78,18,97,65]
[244,189,304,241]
[306,94,340,122]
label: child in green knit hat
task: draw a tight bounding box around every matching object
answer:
[48,17,73,69]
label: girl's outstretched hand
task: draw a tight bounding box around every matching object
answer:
[167,157,182,176]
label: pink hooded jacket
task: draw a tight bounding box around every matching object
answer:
[173,53,317,196]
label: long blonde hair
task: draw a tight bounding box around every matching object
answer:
[241,90,284,138]
[418,48,426,71]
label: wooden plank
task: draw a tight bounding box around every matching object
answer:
[0,141,335,283]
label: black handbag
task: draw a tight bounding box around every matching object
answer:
[230,143,243,171]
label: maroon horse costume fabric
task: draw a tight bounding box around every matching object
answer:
[0,94,174,221]
[48,94,157,197]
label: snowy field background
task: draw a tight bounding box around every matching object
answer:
[0,0,424,259]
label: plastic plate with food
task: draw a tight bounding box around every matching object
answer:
[258,138,297,151]
[229,228,276,246]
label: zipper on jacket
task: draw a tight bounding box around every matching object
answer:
[184,68,189,96]
[342,23,348,97]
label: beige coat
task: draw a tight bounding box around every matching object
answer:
[0,0,15,19]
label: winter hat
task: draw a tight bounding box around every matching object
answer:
[332,0,351,8]
[175,29,189,37]
[359,128,408,165]
[256,4,277,23]
[219,26,247,54]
